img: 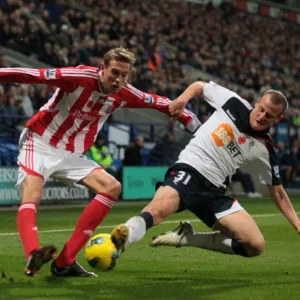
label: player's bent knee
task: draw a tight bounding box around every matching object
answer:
[22,188,42,204]
[233,237,265,257]
[31,190,42,202]
[247,238,265,257]
[104,178,121,198]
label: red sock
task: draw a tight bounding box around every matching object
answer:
[55,193,116,267]
[17,202,39,259]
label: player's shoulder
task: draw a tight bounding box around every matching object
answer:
[73,65,100,86]
[122,81,133,89]
[206,81,238,96]
[75,65,99,74]
[120,82,144,96]
[209,81,252,109]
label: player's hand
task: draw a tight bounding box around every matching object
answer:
[169,99,187,119]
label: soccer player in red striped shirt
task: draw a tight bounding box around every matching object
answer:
[0,47,200,277]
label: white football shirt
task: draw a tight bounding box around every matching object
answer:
[177,81,281,188]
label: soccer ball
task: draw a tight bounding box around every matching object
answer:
[85,233,119,272]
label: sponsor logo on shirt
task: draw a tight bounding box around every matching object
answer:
[212,124,241,158]
[73,110,97,122]
[44,69,56,80]
[212,124,234,146]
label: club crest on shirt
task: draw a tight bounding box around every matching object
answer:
[248,140,255,150]
[44,69,56,80]
[97,97,115,115]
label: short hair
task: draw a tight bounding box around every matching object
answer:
[103,47,136,68]
[263,90,288,115]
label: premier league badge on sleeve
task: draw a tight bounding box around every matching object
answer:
[44,69,57,80]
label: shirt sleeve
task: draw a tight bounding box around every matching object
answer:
[203,81,242,109]
[247,142,282,186]
[0,66,97,91]
[119,83,201,133]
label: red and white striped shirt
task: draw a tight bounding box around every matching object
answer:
[0,66,200,154]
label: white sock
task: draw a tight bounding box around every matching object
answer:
[180,231,235,254]
[126,216,147,246]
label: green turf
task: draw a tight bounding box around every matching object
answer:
[1,197,300,300]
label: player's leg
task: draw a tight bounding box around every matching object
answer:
[186,199,264,257]
[51,155,121,277]
[152,196,264,258]
[213,209,264,257]
[18,174,44,259]
[18,174,56,276]
[112,185,181,253]
[17,130,57,276]
[111,164,192,254]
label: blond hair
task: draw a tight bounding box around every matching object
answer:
[103,47,136,68]
[263,90,288,115]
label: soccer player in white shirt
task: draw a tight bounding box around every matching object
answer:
[0,47,200,277]
[111,81,300,260]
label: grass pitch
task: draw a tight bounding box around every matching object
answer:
[1,197,300,300]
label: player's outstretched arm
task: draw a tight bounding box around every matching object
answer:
[0,67,65,88]
[169,81,207,119]
[120,83,201,133]
[267,184,300,233]
[0,66,96,90]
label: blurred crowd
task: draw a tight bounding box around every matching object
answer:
[0,0,299,185]
[0,50,56,135]
[0,1,299,119]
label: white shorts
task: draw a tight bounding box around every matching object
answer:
[214,200,243,219]
[16,129,102,188]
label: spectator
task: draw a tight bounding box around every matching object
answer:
[148,130,178,166]
[19,85,34,117]
[276,141,297,187]
[0,0,300,180]
[1,0,300,112]
[86,132,114,175]
[0,92,26,131]
[231,169,262,198]
[115,134,145,184]
[291,140,300,183]
[123,134,144,166]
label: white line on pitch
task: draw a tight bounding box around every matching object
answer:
[0,212,287,236]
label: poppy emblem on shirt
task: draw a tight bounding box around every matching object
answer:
[238,136,246,144]
[86,101,94,109]
[82,92,102,112]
